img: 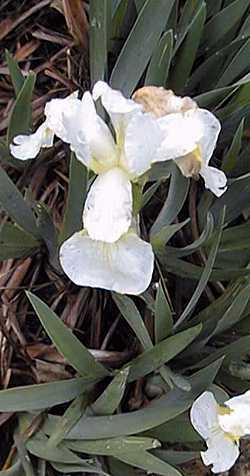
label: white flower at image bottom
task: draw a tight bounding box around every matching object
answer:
[190,390,250,473]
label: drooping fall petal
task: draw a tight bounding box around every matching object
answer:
[200,166,227,197]
[59,230,154,295]
[44,91,81,143]
[10,121,54,160]
[190,391,220,440]
[201,432,239,474]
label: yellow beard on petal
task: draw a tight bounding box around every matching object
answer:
[90,158,109,175]
[224,432,240,444]
[217,405,241,442]
[175,145,202,179]
[42,127,54,147]
[90,156,118,175]
[217,404,233,416]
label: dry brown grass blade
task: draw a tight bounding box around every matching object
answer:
[14,40,41,62]
[44,67,76,90]
[0,0,51,41]
[3,258,32,302]
[26,343,66,363]
[32,28,70,46]
[34,44,73,74]
[62,0,89,48]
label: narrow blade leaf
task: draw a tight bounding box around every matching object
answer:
[26,292,109,379]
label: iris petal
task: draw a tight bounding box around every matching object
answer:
[123,111,163,178]
[201,433,239,473]
[83,167,132,243]
[190,391,220,440]
[10,121,54,160]
[200,166,227,197]
[60,230,154,295]
[45,91,81,143]
[93,81,141,143]
[219,390,250,437]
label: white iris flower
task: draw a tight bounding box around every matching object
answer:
[10,82,227,294]
[10,83,165,243]
[190,390,250,473]
[9,83,164,294]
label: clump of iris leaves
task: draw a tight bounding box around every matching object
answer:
[1,1,250,475]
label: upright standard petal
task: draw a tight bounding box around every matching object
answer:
[200,166,227,197]
[218,390,250,437]
[83,167,132,243]
[45,91,81,143]
[93,81,141,142]
[56,91,117,171]
[93,81,141,116]
[123,111,164,178]
[190,392,220,440]
[80,92,118,173]
[10,121,54,160]
[201,432,239,474]
[59,230,154,295]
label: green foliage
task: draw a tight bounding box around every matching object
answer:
[112,293,152,350]
[0,223,39,260]
[110,0,175,95]
[91,367,129,415]
[222,118,244,172]
[145,30,173,86]
[40,358,222,440]
[0,378,93,411]
[0,166,39,238]
[5,50,25,96]
[27,292,109,379]
[127,324,202,382]
[60,153,88,243]
[150,163,190,238]
[170,2,206,92]
[154,281,173,341]
[7,72,36,145]
[89,0,109,84]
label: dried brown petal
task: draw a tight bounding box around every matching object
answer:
[62,0,88,48]
[132,85,197,117]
